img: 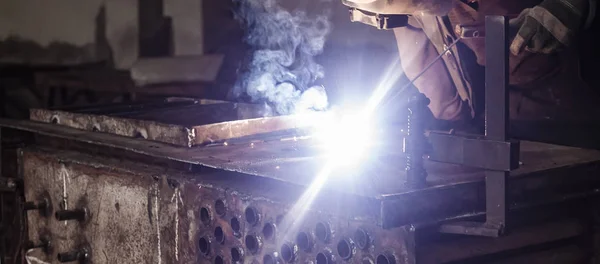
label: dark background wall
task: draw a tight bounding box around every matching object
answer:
[0,0,404,113]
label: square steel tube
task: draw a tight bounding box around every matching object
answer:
[427,132,520,171]
[484,15,510,231]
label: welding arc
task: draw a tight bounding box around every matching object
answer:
[382,37,462,109]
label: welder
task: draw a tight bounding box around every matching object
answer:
[342,0,597,130]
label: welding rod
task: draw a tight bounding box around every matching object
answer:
[384,36,462,106]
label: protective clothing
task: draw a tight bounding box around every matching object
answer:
[343,0,597,122]
[510,0,590,55]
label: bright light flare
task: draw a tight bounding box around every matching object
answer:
[278,58,405,243]
[278,164,333,242]
[312,110,374,167]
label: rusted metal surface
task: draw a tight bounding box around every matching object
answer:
[7,118,600,194]
[5,119,600,230]
[18,140,599,264]
[30,103,302,147]
[22,149,162,263]
[21,148,410,264]
[9,116,600,263]
[31,108,196,146]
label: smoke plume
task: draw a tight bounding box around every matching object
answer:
[233,0,331,115]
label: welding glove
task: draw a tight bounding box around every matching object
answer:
[509,0,591,55]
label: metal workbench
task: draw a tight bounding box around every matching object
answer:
[2,98,600,263]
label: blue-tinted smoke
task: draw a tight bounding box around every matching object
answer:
[233,0,331,115]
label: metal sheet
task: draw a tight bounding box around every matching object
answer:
[30,105,302,147]
[6,119,600,194]
[22,149,163,263]
[31,108,196,146]
[5,119,600,229]
[21,148,410,264]
[380,160,600,228]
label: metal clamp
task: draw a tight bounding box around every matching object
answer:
[435,16,514,237]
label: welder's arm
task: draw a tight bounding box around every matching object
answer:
[393,24,467,121]
[509,0,592,55]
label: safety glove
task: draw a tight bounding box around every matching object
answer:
[509,0,591,55]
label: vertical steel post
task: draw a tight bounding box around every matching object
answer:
[438,16,512,237]
[484,16,510,234]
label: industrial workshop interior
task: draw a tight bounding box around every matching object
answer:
[2,0,600,263]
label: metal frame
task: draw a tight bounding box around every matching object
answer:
[430,16,514,237]
[482,15,511,235]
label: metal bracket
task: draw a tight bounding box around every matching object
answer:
[437,16,513,237]
[456,25,486,39]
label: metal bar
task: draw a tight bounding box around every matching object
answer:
[484,15,510,233]
[437,16,512,236]
[485,16,509,141]
[486,171,509,232]
[427,132,520,171]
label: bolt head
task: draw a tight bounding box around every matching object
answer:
[7,182,15,189]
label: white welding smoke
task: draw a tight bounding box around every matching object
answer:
[233,0,331,115]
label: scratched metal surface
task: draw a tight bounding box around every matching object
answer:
[22,149,162,263]
[29,101,298,147]
[18,131,599,264]
[21,147,414,264]
[5,118,600,199]
[12,117,600,263]
[25,99,600,194]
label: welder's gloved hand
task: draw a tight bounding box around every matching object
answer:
[509,0,589,55]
